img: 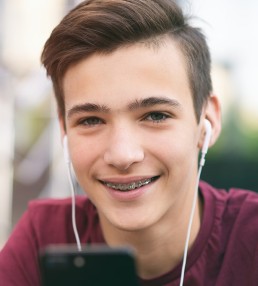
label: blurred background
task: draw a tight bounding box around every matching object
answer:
[0,0,257,248]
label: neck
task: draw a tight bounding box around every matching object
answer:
[99,195,203,279]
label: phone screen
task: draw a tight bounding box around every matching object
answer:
[39,244,139,286]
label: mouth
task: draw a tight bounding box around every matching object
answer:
[100,176,159,192]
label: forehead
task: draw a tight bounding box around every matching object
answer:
[63,38,192,110]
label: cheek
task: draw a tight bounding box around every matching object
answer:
[69,139,103,177]
[149,133,197,163]
[147,132,199,182]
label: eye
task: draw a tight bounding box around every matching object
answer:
[78,116,104,126]
[144,112,170,123]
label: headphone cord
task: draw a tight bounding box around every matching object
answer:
[179,151,207,286]
[66,162,82,252]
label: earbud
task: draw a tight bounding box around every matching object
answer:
[63,135,71,163]
[201,119,212,154]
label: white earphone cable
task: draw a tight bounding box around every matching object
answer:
[179,151,207,286]
[66,162,82,251]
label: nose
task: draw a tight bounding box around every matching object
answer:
[103,125,144,170]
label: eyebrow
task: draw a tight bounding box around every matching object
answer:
[128,96,181,111]
[67,103,110,119]
[67,96,181,119]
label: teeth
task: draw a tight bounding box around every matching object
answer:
[104,178,153,191]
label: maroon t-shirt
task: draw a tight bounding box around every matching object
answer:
[1,181,258,286]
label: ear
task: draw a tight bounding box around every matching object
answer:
[198,94,222,149]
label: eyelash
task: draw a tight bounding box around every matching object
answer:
[77,116,104,126]
[76,111,171,127]
[143,112,171,123]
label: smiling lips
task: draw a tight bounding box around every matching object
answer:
[101,176,159,192]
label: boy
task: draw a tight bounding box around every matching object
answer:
[1,1,258,285]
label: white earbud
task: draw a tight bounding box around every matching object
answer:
[63,135,71,163]
[202,119,212,154]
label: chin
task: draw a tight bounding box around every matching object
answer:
[107,211,159,234]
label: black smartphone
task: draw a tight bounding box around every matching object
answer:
[39,244,139,286]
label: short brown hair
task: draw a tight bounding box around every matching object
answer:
[41,0,212,121]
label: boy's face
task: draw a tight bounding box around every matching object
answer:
[61,39,206,232]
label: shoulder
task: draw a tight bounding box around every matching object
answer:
[0,197,97,286]
[25,196,101,245]
[26,195,99,227]
[28,195,91,213]
[196,181,258,284]
[200,180,258,232]
[200,180,258,207]
[27,196,92,223]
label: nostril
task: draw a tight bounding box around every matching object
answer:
[103,148,144,170]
